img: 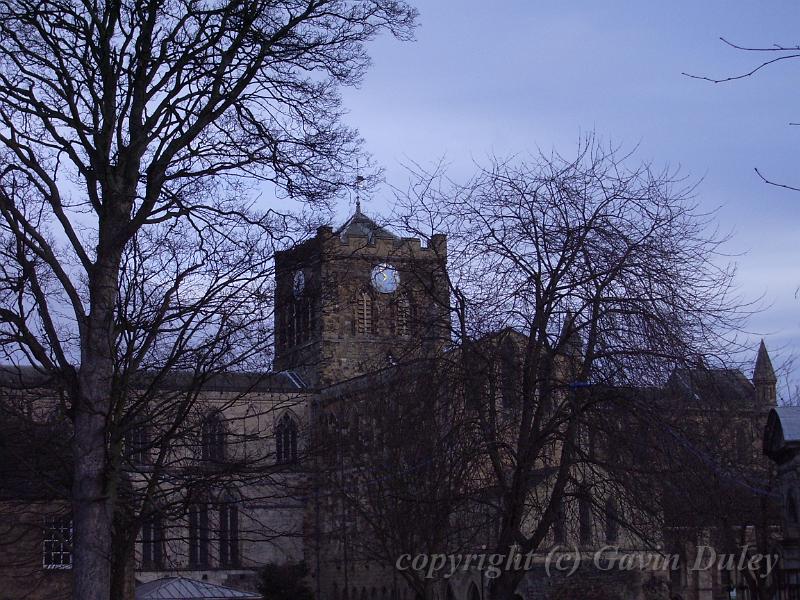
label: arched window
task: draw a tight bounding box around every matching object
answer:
[291,297,314,345]
[605,498,619,544]
[218,498,240,567]
[126,417,150,465]
[469,583,481,600]
[276,413,298,464]
[464,342,488,410]
[188,503,209,568]
[355,290,373,335]
[201,413,226,462]
[141,511,163,569]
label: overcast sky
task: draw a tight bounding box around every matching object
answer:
[337,0,800,395]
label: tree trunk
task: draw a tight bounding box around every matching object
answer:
[110,518,137,600]
[72,365,114,600]
[72,249,124,600]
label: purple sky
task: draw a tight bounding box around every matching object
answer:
[338,0,800,396]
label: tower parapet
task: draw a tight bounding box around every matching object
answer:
[274,209,449,387]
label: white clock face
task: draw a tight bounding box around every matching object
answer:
[293,270,305,298]
[371,263,399,294]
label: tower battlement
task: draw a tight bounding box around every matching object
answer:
[274,210,450,387]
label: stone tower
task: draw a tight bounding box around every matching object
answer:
[753,339,777,405]
[273,208,449,388]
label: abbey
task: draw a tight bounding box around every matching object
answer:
[0,207,781,600]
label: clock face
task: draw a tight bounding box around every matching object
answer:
[292,270,305,298]
[371,263,399,294]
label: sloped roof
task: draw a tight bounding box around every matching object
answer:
[774,406,800,442]
[0,365,307,393]
[150,370,306,392]
[764,407,800,463]
[335,207,398,243]
[667,367,754,406]
[754,339,777,384]
[135,577,260,600]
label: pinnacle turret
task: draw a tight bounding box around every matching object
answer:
[754,339,777,384]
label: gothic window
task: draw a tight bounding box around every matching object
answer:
[579,490,593,545]
[218,500,240,567]
[201,412,226,462]
[355,291,373,335]
[276,413,298,464]
[43,515,72,569]
[126,418,150,465]
[188,504,209,567]
[291,297,314,344]
[464,343,487,410]
[141,513,164,569]
[605,498,619,544]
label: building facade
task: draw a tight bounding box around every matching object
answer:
[0,209,782,600]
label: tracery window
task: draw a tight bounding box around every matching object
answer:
[141,513,164,569]
[218,500,240,567]
[201,412,226,462]
[188,504,209,567]
[276,413,298,464]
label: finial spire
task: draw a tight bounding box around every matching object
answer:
[355,160,365,214]
[754,339,777,384]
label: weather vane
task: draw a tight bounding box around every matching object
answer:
[354,159,365,213]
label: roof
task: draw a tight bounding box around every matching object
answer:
[149,370,306,393]
[764,406,800,463]
[135,577,260,600]
[0,365,307,393]
[667,367,754,407]
[754,339,777,384]
[335,207,398,243]
[775,406,800,442]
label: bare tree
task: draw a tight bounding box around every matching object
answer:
[392,136,749,600]
[0,1,417,598]
[315,356,484,600]
[684,37,800,192]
